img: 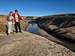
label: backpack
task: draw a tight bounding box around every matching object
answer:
[7,16,13,21]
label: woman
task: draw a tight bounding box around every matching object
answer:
[7,11,14,35]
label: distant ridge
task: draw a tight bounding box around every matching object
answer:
[0,15,7,16]
[54,14,75,16]
[47,13,75,17]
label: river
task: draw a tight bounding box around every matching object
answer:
[28,23,39,34]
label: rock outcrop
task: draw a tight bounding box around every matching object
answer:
[0,32,75,56]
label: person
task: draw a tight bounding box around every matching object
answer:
[7,11,14,35]
[12,10,22,33]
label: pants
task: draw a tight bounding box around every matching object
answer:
[7,21,13,34]
[14,22,21,33]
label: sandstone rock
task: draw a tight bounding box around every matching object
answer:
[0,32,75,56]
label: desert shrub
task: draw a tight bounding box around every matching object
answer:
[0,21,6,33]
[20,18,29,31]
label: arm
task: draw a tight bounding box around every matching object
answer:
[18,13,23,20]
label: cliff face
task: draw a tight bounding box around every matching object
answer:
[0,32,75,56]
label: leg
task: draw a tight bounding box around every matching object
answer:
[8,22,11,34]
[10,22,13,32]
[14,22,18,33]
[12,24,15,32]
[5,25,8,35]
[17,22,22,32]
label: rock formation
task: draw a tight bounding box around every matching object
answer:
[28,14,75,42]
[0,32,75,56]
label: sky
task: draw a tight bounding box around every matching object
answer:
[0,0,75,16]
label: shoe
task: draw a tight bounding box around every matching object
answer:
[19,31,22,33]
[16,31,18,33]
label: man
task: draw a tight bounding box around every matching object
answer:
[13,10,22,33]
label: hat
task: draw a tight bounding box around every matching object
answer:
[10,11,13,13]
[15,9,18,12]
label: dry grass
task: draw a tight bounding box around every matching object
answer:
[20,20,29,31]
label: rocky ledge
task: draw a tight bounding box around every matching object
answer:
[0,32,75,56]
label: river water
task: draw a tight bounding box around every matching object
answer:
[28,23,39,34]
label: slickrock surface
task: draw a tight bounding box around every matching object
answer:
[0,32,75,56]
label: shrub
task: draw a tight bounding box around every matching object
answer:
[20,18,29,31]
[0,21,6,33]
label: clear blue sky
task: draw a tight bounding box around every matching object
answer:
[0,0,75,16]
